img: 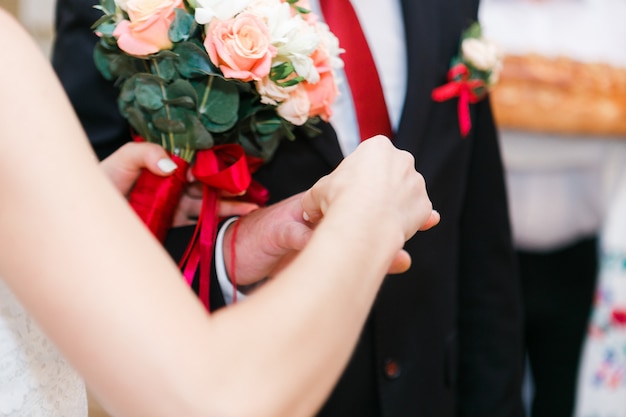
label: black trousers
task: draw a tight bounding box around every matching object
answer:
[519,236,598,417]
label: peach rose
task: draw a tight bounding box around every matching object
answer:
[205,12,277,82]
[304,46,338,121]
[277,84,311,125]
[113,0,183,56]
[305,71,336,122]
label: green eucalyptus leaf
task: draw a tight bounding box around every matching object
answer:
[154,58,177,81]
[94,0,116,16]
[134,74,165,111]
[125,106,154,142]
[166,79,198,105]
[117,78,135,113]
[91,14,115,32]
[93,44,115,80]
[237,96,265,120]
[96,22,117,38]
[238,128,281,162]
[152,50,179,59]
[109,54,146,80]
[188,116,214,149]
[200,110,239,133]
[163,96,196,109]
[254,117,282,135]
[173,41,216,78]
[153,117,187,134]
[152,107,190,134]
[97,35,119,50]
[194,76,239,126]
[153,106,191,134]
[169,8,196,43]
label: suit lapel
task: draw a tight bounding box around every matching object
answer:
[308,122,344,168]
[396,0,443,156]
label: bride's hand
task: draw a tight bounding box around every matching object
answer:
[100,143,259,225]
[99,142,177,196]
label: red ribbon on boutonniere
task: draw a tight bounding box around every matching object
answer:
[431,22,502,138]
[178,145,269,311]
[432,63,486,137]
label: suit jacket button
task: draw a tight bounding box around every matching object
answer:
[383,358,401,380]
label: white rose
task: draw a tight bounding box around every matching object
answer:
[461,37,501,72]
[255,76,295,105]
[277,84,311,125]
[114,0,129,10]
[315,22,344,71]
[255,2,320,83]
[194,0,253,24]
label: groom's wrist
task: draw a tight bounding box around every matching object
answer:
[222,217,267,295]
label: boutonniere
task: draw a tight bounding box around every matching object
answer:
[432,22,502,137]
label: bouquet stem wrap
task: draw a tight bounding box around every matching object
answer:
[179,144,255,311]
[128,153,189,242]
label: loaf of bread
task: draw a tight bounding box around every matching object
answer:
[490,54,626,137]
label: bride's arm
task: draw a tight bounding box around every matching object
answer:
[0,10,436,417]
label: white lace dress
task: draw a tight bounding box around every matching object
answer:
[0,278,88,416]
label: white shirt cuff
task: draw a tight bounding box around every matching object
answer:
[215,216,247,304]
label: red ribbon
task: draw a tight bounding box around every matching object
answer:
[128,135,190,242]
[178,144,257,311]
[432,63,485,137]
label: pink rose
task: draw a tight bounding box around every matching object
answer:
[113,0,183,56]
[205,13,276,82]
[277,85,311,125]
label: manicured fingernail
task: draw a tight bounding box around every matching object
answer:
[303,211,310,222]
[157,158,177,173]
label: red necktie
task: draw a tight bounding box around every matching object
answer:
[319,0,393,141]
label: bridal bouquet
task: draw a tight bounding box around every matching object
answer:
[92,0,343,308]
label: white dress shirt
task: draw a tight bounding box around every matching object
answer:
[217,0,407,303]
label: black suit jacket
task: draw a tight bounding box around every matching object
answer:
[52,1,524,416]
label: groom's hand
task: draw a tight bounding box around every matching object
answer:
[221,192,441,287]
[172,173,260,227]
[222,193,313,286]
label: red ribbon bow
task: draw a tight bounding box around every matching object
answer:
[432,63,486,137]
[179,144,259,311]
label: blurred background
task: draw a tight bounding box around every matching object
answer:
[1,0,55,55]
